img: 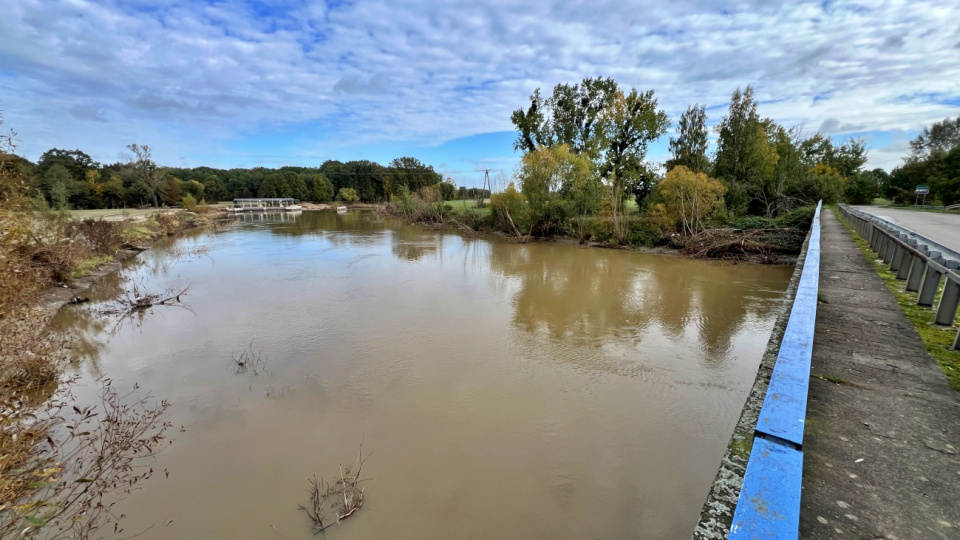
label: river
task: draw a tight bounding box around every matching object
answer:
[52,210,793,539]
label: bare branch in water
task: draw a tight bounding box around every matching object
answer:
[96,277,192,334]
[299,442,371,534]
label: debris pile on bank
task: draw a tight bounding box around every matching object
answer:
[677,228,806,263]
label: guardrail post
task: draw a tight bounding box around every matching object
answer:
[869,225,880,252]
[906,256,926,292]
[935,278,960,326]
[891,240,907,273]
[883,236,896,264]
[919,253,943,306]
[897,252,914,280]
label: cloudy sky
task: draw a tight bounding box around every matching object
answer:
[2,0,958,187]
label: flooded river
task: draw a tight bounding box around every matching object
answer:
[53,210,793,539]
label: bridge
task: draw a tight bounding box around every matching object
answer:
[693,205,960,539]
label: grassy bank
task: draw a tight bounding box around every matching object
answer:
[834,207,960,394]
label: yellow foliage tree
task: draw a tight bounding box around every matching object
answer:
[655,166,726,236]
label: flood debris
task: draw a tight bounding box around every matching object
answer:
[677,227,805,263]
[299,444,371,534]
[232,341,267,375]
[99,277,190,318]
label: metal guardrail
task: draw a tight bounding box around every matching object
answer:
[839,204,960,350]
[728,201,822,540]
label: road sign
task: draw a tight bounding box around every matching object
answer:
[916,185,930,195]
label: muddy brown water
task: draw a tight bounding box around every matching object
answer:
[53,210,793,539]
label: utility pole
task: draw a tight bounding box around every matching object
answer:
[479,169,492,208]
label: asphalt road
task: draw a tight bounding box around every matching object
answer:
[855,206,960,255]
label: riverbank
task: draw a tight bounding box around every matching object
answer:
[372,202,807,265]
[0,208,222,532]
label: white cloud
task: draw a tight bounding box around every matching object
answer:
[0,0,957,174]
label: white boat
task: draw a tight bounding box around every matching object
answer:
[336,206,348,213]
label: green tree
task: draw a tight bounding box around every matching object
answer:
[201,174,226,202]
[760,125,804,216]
[490,182,529,236]
[309,174,334,202]
[511,77,620,154]
[933,145,960,206]
[259,174,290,198]
[556,148,600,238]
[805,163,847,204]
[713,86,779,215]
[830,138,868,178]
[337,187,359,202]
[386,157,442,196]
[594,89,670,207]
[845,170,880,205]
[163,177,183,205]
[653,165,726,236]
[887,157,940,204]
[127,144,163,207]
[289,174,310,201]
[101,174,125,208]
[43,164,73,209]
[517,146,566,235]
[510,78,668,212]
[437,181,456,201]
[36,148,97,185]
[668,104,709,174]
[910,117,960,158]
[182,179,205,199]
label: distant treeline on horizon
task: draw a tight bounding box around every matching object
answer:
[6,151,489,209]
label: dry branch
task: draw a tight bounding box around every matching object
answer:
[299,443,370,534]
[99,278,190,317]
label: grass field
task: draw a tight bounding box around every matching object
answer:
[69,208,171,221]
[445,199,492,217]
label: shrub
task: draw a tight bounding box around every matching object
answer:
[730,215,776,230]
[337,187,360,202]
[653,166,726,235]
[66,219,123,255]
[775,205,816,230]
[627,217,666,247]
[489,182,530,235]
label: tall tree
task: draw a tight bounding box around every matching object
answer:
[127,144,163,207]
[43,164,73,209]
[510,78,620,155]
[386,157,442,196]
[36,148,97,184]
[713,86,778,214]
[910,117,960,158]
[668,104,709,174]
[593,88,669,209]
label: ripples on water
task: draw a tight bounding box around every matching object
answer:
[52,210,793,539]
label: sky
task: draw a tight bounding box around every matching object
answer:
[1,0,958,188]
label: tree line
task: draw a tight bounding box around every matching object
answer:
[10,148,481,209]
[884,117,960,206]
[502,78,959,242]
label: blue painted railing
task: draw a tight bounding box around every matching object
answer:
[728,201,822,539]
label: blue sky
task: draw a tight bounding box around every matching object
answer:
[1,0,958,187]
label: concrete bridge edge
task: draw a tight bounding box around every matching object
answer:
[690,222,815,540]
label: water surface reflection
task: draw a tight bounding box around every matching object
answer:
[52,210,792,539]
